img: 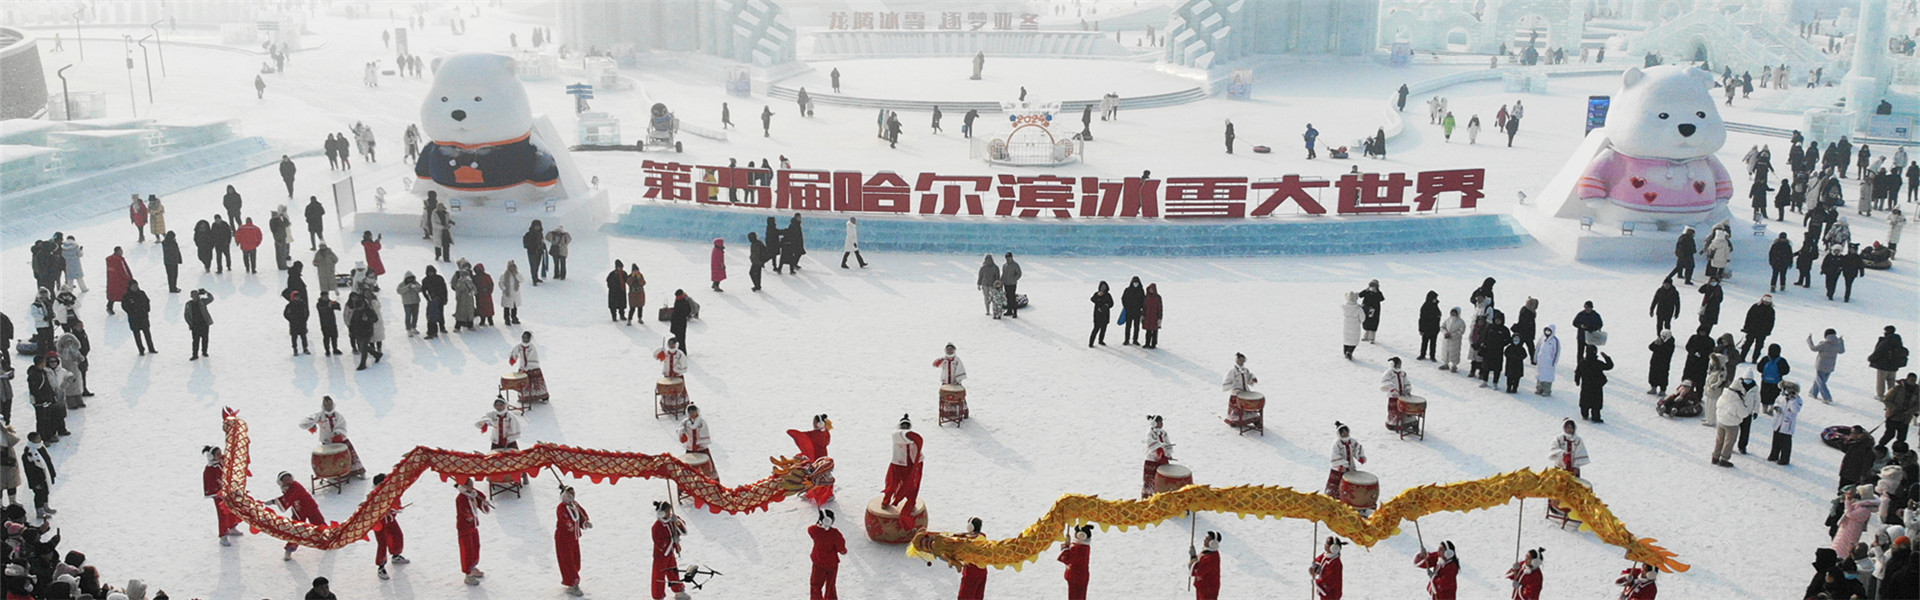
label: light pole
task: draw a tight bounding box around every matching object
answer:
[150,19,167,76]
[123,36,136,115]
[73,6,85,60]
[137,34,154,103]
[56,65,74,121]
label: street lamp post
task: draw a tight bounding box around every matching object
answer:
[73,6,85,60]
[138,35,154,103]
[56,65,74,121]
[150,19,167,76]
[124,36,136,115]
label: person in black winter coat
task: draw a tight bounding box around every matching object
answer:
[1513,297,1538,361]
[304,196,326,251]
[1417,291,1441,361]
[1748,177,1772,221]
[1795,233,1819,287]
[606,260,628,321]
[523,220,547,286]
[781,214,806,274]
[28,355,64,443]
[1357,280,1384,343]
[1806,547,1842,600]
[1767,233,1793,292]
[284,290,310,355]
[315,291,341,355]
[1772,178,1792,221]
[1120,277,1145,345]
[422,266,448,339]
[1667,227,1697,284]
[764,217,783,266]
[1502,330,1528,393]
[1478,311,1510,387]
[122,280,154,355]
[748,232,767,292]
[20,431,54,519]
[184,289,214,359]
[670,289,694,354]
[1884,545,1919,600]
[1869,326,1909,400]
[1647,330,1676,396]
[1571,301,1603,359]
[1650,278,1681,334]
[161,231,182,293]
[1839,243,1865,301]
[1738,296,1776,362]
[283,261,308,304]
[1837,426,1877,489]
[211,215,234,273]
[1697,279,1724,328]
[192,220,214,272]
[349,300,382,370]
[280,155,298,196]
[1574,347,1614,422]
[1090,281,1114,347]
[223,185,244,225]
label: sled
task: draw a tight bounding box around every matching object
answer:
[1252,145,1271,154]
[1824,425,1862,450]
[14,341,38,356]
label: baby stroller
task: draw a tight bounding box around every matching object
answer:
[644,103,682,153]
[1655,385,1702,418]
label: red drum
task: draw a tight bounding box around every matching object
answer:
[1226,391,1265,435]
[499,372,529,393]
[1339,470,1380,509]
[656,377,689,418]
[939,384,969,426]
[1152,464,1194,495]
[677,452,719,504]
[865,496,929,544]
[1395,395,1427,417]
[311,444,353,479]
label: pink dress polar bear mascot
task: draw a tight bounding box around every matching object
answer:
[1570,66,1734,227]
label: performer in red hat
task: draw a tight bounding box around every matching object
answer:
[1190,531,1222,600]
[651,501,689,600]
[1413,541,1459,600]
[372,473,408,580]
[808,509,846,600]
[1143,415,1174,498]
[1312,536,1344,600]
[882,414,925,529]
[201,446,241,546]
[555,485,592,596]
[1058,524,1093,600]
[455,480,492,585]
[265,471,326,561]
[1615,563,1658,599]
[788,414,834,504]
[1505,547,1544,600]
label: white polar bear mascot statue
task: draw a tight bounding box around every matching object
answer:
[414,53,571,197]
[1546,65,1734,229]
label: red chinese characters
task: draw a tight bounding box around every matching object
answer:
[1335,173,1414,215]
[1077,177,1161,218]
[994,175,1077,218]
[642,161,693,202]
[1162,177,1249,219]
[915,174,992,216]
[1414,168,1486,211]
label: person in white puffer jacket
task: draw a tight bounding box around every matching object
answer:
[1712,374,1758,467]
[1340,292,1364,360]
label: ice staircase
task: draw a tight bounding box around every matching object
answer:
[765,85,1207,114]
[1631,9,1831,74]
[0,136,285,242]
[605,202,1530,257]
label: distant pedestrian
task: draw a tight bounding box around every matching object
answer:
[830,67,841,93]
[1505,115,1521,147]
[721,102,732,129]
[1304,124,1318,159]
[710,239,727,292]
[841,217,867,269]
[279,155,297,196]
[1223,120,1235,154]
[762,106,774,137]
[304,196,326,251]
[1089,282,1113,347]
[1121,277,1145,345]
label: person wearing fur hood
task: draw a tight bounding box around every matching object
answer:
[1535,325,1561,396]
[1712,373,1759,467]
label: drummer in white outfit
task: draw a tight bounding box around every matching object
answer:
[1324,422,1366,496]
[300,395,366,478]
[679,405,712,455]
[1222,353,1257,392]
[934,344,966,386]
[1381,358,1413,431]
[1143,415,1176,497]
[475,398,524,451]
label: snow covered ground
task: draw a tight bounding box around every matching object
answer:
[4,6,1918,599]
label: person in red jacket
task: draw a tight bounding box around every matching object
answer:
[129,194,149,243]
[1615,563,1658,599]
[372,473,408,580]
[1413,541,1459,600]
[652,501,689,600]
[1505,548,1543,600]
[105,247,131,315]
[200,446,240,545]
[807,509,846,600]
[235,218,264,274]
[265,471,326,561]
[455,480,491,585]
[555,485,591,595]
[787,414,834,504]
[1190,531,1222,600]
[1312,536,1344,600]
[1058,524,1093,600]
[360,230,385,276]
[956,517,988,600]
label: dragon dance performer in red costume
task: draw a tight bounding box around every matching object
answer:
[652,501,690,600]
[1312,536,1345,600]
[371,473,408,580]
[956,517,988,600]
[787,414,834,504]
[266,471,326,562]
[455,480,492,585]
[808,509,846,600]
[555,485,592,596]
[881,414,925,530]
[1058,524,1093,600]
[1190,531,1222,600]
[201,446,241,546]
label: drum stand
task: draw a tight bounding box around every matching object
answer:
[496,386,528,414]
[489,477,525,499]
[312,472,348,495]
[1225,400,1263,436]
[1395,414,1425,440]
[1544,501,1581,529]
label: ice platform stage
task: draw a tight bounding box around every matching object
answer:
[768,57,1208,113]
[606,203,1530,257]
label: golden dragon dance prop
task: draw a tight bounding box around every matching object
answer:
[215,411,832,550]
[908,468,1686,573]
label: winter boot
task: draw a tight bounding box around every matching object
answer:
[379,566,390,580]
[465,573,482,585]
[1539,382,1552,396]
[565,585,583,596]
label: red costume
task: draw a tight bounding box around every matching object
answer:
[201,462,239,537]
[1058,542,1090,600]
[651,517,688,599]
[555,499,590,587]
[883,430,925,530]
[272,479,325,553]
[128,199,148,231]
[374,507,405,567]
[456,487,488,575]
[361,238,385,275]
[236,222,263,253]
[1414,550,1459,600]
[1312,554,1342,600]
[788,425,834,504]
[105,254,131,304]
[1190,551,1221,600]
[958,564,987,600]
[808,524,846,600]
[1616,566,1658,600]
[1506,562,1542,600]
